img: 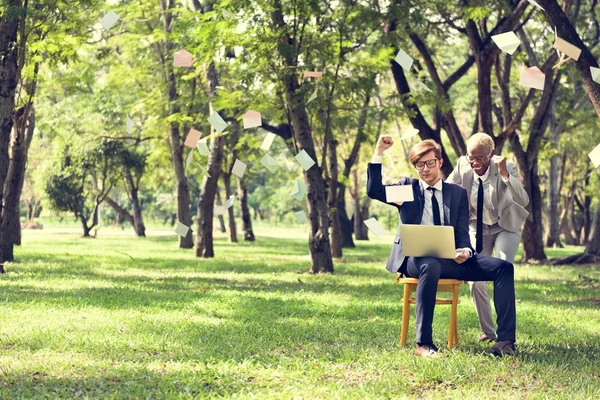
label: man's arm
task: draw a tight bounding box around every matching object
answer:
[503,162,529,208]
[455,188,474,253]
[446,156,463,185]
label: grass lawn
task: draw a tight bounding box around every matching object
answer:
[1,225,600,399]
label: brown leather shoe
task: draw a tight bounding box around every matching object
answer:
[415,344,440,357]
[491,341,518,357]
[478,334,495,342]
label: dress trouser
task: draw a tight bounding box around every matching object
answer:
[405,254,516,346]
[469,222,521,339]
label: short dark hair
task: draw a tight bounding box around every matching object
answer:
[409,139,442,165]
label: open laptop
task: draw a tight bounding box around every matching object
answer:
[400,224,457,259]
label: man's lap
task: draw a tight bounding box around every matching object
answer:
[406,255,510,282]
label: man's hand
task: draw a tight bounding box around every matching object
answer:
[454,248,470,264]
[492,155,509,180]
[375,135,394,156]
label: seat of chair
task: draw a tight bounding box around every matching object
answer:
[397,278,466,285]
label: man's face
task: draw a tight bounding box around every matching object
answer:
[415,150,443,186]
[467,145,492,176]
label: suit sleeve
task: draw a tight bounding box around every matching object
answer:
[446,157,463,185]
[455,188,474,251]
[366,163,408,206]
[503,162,529,207]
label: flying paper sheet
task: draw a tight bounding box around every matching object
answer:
[243,110,262,129]
[591,67,600,84]
[307,88,318,104]
[290,180,307,201]
[100,11,119,31]
[174,49,196,67]
[401,127,419,140]
[260,153,280,173]
[222,9,235,18]
[207,111,228,132]
[294,210,307,224]
[519,66,545,90]
[174,221,189,237]
[185,149,194,172]
[589,143,600,168]
[395,49,413,71]
[224,195,235,209]
[260,132,276,151]
[527,0,544,10]
[410,79,432,93]
[385,185,414,203]
[231,159,247,178]
[280,150,295,171]
[295,150,315,171]
[363,217,388,236]
[214,205,226,216]
[304,71,323,78]
[126,115,133,134]
[491,32,521,55]
[197,139,210,156]
[553,37,581,61]
[194,161,211,178]
[184,129,202,148]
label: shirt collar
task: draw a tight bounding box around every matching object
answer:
[420,178,443,191]
[473,165,491,182]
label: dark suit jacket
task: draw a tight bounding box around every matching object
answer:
[366,163,473,273]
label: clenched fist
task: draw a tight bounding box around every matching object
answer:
[492,155,509,179]
[375,135,394,156]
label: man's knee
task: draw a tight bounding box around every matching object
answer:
[417,257,442,278]
[498,260,514,278]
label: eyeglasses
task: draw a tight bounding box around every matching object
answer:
[466,155,489,163]
[414,159,439,170]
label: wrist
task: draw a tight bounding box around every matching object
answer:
[374,149,384,157]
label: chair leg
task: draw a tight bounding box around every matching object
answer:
[400,283,411,347]
[449,284,460,348]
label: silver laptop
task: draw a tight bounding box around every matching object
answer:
[400,224,456,259]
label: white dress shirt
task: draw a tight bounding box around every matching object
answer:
[470,167,496,225]
[419,179,444,226]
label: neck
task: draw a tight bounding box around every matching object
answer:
[425,177,441,186]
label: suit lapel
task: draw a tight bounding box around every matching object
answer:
[463,157,474,195]
[488,161,499,212]
[416,180,425,222]
[442,182,452,225]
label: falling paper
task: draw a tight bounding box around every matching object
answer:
[194,161,211,177]
[260,153,280,173]
[214,205,226,216]
[527,0,544,11]
[174,49,196,67]
[491,32,521,55]
[410,79,432,93]
[99,11,119,31]
[185,149,194,171]
[231,159,247,178]
[290,180,307,201]
[243,110,262,129]
[553,37,581,61]
[260,132,276,151]
[294,210,307,224]
[184,128,202,148]
[363,217,388,236]
[197,139,210,156]
[395,49,413,71]
[126,115,133,134]
[295,150,315,171]
[589,143,600,168]
[307,88,318,104]
[207,111,228,132]
[519,66,545,90]
[280,151,295,171]
[174,221,190,237]
[592,67,600,84]
[401,127,419,140]
[385,185,414,203]
[224,195,235,209]
[304,71,323,78]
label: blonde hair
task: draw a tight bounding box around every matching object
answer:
[467,133,495,154]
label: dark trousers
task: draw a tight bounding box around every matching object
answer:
[405,255,516,345]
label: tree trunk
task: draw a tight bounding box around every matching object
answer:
[327,137,342,258]
[215,186,226,233]
[520,161,547,261]
[80,215,92,238]
[124,168,146,237]
[0,0,24,262]
[222,172,237,243]
[195,63,226,258]
[237,177,255,241]
[160,0,193,249]
[351,168,370,240]
[337,185,354,248]
[545,104,562,247]
[105,197,135,226]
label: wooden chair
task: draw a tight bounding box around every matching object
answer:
[396,277,466,350]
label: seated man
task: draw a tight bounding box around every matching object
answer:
[366,136,517,357]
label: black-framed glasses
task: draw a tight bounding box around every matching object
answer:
[466,154,489,163]
[415,159,439,170]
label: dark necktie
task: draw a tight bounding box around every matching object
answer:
[427,187,441,226]
[476,178,484,253]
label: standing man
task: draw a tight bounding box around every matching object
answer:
[447,133,528,342]
[367,136,517,357]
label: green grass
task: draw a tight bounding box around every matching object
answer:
[1,227,600,399]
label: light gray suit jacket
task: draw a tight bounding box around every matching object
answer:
[446,156,529,233]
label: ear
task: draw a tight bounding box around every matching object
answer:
[439,157,444,168]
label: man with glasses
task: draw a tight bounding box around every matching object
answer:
[447,133,529,343]
[367,136,517,357]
